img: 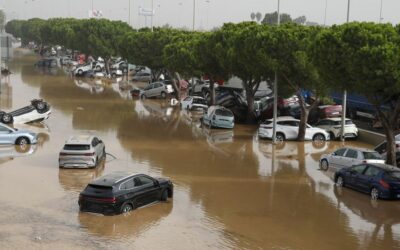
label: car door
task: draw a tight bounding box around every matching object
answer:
[356,166,381,193]
[287,121,300,139]
[343,149,358,168]
[0,125,12,144]
[145,83,154,97]
[347,164,368,189]
[119,177,136,202]
[329,148,347,168]
[135,175,160,205]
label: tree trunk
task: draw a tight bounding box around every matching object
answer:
[297,91,320,141]
[209,77,215,105]
[245,83,255,123]
[173,71,182,100]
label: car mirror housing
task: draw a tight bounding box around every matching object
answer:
[154,180,160,186]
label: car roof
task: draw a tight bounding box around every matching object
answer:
[266,116,296,122]
[337,147,377,153]
[366,163,400,171]
[65,135,94,145]
[90,171,141,186]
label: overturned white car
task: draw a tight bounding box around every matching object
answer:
[0,99,51,125]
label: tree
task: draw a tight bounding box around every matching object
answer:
[262,12,292,25]
[293,16,306,25]
[5,20,24,39]
[313,22,400,165]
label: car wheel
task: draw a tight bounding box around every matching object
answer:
[371,187,379,200]
[16,137,29,145]
[320,159,329,171]
[161,190,168,201]
[161,92,166,99]
[313,133,326,142]
[120,203,133,214]
[15,143,30,153]
[77,69,83,75]
[96,66,101,71]
[276,133,285,142]
[336,175,344,187]
[1,113,13,124]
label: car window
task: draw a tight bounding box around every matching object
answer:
[184,97,191,101]
[144,85,152,90]
[364,166,381,177]
[345,149,358,159]
[120,178,136,190]
[362,151,383,160]
[316,120,328,126]
[155,83,162,88]
[0,125,11,132]
[63,144,90,150]
[215,109,233,117]
[334,148,347,156]
[351,165,367,174]
[374,142,387,153]
[138,176,154,186]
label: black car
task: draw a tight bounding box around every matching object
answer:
[79,172,173,215]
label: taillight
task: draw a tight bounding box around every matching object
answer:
[97,197,117,203]
[379,179,390,189]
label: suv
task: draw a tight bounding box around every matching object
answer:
[59,135,105,168]
[315,117,358,140]
[141,82,174,99]
[320,147,385,171]
[78,172,173,215]
[374,134,400,166]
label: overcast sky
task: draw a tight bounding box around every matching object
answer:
[2,0,399,29]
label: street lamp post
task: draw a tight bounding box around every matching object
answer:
[192,0,196,31]
[272,0,280,144]
[324,0,328,26]
[379,0,383,23]
[151,0,154,32]
[341,0,350,142]
[128,0,131,26]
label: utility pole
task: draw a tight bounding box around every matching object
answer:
[151,0,154,32]
[272,0,280,144]
[324,0,328,26]
[129,0,131,26]
[341,0,350,142]
[192,0,196,31]
[379,0,383,23]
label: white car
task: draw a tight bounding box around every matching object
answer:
[0,99,51,125]
[59,135,106,168]
[141,82,174,99]
[202,106,234,129]
[315,117,358,139]
[258,116,330,141]
[319,147,385,171]
[74,63,93,76]
[180,96,208,111]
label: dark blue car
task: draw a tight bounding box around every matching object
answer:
[334,163,400,200]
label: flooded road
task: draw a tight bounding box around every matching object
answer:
[0,50,399,249]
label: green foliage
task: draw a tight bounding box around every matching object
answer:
[5,20,24,38]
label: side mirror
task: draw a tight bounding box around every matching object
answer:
[154,180,160,186]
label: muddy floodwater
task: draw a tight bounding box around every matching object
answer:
[0,51,399,250]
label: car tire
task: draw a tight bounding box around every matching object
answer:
[96,66,101,71]
[15,143,30,153]
[320,159,329,171]
[77,69,83,75]
[276,133,285,142]
[313,133,326,142]
[120,203,133,214]
[161,92,166,99]
[371,187,379,200]
[336,175,344,187]
[16,137,30,146]
[161,190,168,202]
[1,113,13,124]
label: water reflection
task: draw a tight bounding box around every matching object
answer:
[58,160,105,192]
[74,79,104,94]
[78,202,173,239]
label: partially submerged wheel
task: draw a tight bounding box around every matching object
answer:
[161,92,166,99]
[161,190,168,201]
[336,175,344,187]
[16,137,29,146]
[320,159,329,171]
[1,113,13,124]
[120,203,133,214]
[313,133,326,142]
[275,133,285,142]
[371,187,379,200]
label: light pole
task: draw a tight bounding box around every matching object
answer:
[324,0,328,26]
[128,0,131,26]
[192,0,196,31]
[151,0,154,32]
[272,0,280,144]
[379,0,383,23]
[341,0,350,142]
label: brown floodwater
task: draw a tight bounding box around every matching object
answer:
[0,50,399,249]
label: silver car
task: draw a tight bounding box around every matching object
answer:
[59,135,106,168]
[0,123,37,145]
[141,82,174,99]
[319,147,385,171]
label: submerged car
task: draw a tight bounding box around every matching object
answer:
[320,147,385,171]
[180,96,208,110]
[0,123,37,145]
[0,99,51,125]
[374,134,400,167]
[78,172,173,215]
[59,135,105,168]
[334,163,400,200]
[202,106,234,129]
[258,116,330,141]
[315,117,358,140]
[141,82,174,99]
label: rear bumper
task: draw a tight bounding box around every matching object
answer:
[59,157,96,168]
[79,200,120,215]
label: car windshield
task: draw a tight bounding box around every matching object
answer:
[63,144,90,150]
[334,120,354,125]
[362,152,383,160]
[387,171,400,180]
[215,109,233,117]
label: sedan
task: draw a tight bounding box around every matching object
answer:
[334,163,400,200]
[141,82,174,99]
[320,147,384,171]
[180,96,208,110]
[0,123,37,145]
[79,172,173,215]
[258,116,330,141]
